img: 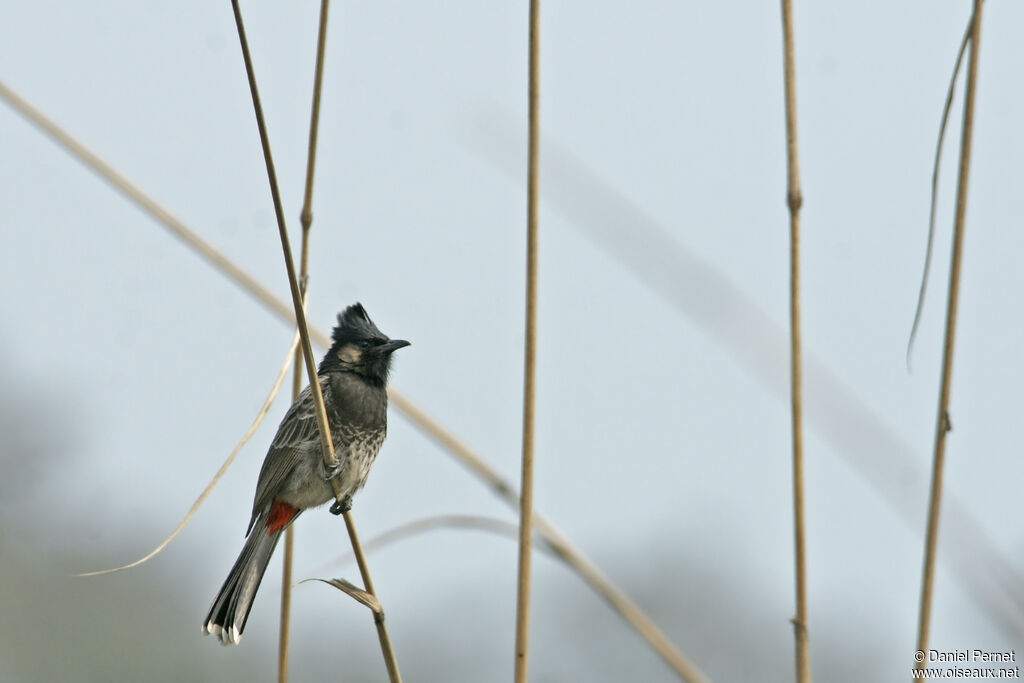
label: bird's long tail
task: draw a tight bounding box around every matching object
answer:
[203,504,299,645]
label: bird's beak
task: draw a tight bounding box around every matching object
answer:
[379,339,411,354]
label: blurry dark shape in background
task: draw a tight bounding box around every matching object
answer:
[465,111,1024,640]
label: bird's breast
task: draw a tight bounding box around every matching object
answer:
[325,374,389,429]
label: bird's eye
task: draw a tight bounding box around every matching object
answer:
[358,339,371,349]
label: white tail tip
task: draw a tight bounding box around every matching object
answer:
[203,622,242,646]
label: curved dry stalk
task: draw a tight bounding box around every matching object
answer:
[0,79,297,326]
[76,330,301,577]
[314,515,540,574]
[536,519,709,682]
[0,79,705,680]
[906,18,974,370]
[391,408,711,683]
[281,2,332,679]
[315,512,710,683]
[514,2,541,681]
[915,2,985,676]
[779,1,811,681]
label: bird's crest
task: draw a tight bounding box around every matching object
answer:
[331,303,384,345]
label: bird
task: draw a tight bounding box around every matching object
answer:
[203,303,409,645]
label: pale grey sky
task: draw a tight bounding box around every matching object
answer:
[1,2,1021,681]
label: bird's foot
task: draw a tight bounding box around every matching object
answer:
[329,495,352,516]
[324,460,342,481]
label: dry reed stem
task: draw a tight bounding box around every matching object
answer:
[393,403,708,683]
[280,2,332,679]
[76,330,301,577]
[281,313,303,680]
[231,3,400,680]
[230,0,340,498]
[300,0,330,239]
[343,512,402,683]
[0,79,296,326]
[0,81,704,680]
[915,2,984,675]
[513,2,541,681]
[278,520,294,683]
[906,21,974,369]
[779,1,811,681]
[536,519,709,682]
[281,319,307,682]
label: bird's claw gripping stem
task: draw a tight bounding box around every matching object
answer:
[324,460,342,481]
[330,495,352,516]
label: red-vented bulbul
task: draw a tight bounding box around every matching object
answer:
[203,303,409,645]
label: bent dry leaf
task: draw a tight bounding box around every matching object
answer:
[906,17,974,371]
[306,578,383,615]
[76,331,301,577]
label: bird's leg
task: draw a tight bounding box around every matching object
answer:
[324,458,350,514]
[329,494,352,516]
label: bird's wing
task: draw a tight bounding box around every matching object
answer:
[247,381,329,532]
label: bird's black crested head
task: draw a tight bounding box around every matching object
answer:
[318,303,409,384]
[331,303,384,346]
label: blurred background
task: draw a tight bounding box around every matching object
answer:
[1,2,1022,681]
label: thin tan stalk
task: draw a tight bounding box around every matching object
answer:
[77,330,301,577]
[280,2,331,679]
[513,2,541,681]
[230,0,338,489]
[278,522,294,683]
[906,20,974,369]
[779,1,810,681]
[231,3,400,680]
[344,513,402,683]
[915,2,984,675]
[281,318,303,682]
[0,81,705,680]
[0,79,296,327]
[300,0,330,240]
